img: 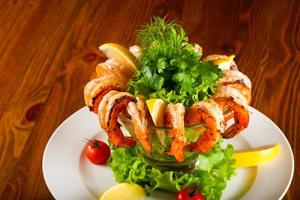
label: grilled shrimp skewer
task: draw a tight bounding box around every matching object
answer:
[84,75,124,113]
[187,100,224,152]
[164,103,186,162]
[127,96,152,153]
[99,91,136,147]
[214,86,249,138]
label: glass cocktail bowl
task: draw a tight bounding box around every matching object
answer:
[118,115,206,170]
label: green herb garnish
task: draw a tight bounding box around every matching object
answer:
[128,17,223,107]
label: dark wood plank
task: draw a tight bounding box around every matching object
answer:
[0,0,299,199]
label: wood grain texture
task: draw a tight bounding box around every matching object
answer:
[0,0,299,199]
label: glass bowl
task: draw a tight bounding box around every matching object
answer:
[118,115,206,169]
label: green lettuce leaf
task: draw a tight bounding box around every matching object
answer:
[108,141,236,199]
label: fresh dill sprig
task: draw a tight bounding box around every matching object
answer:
[137,16,187,49]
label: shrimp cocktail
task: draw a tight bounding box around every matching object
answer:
[83,17,252,199]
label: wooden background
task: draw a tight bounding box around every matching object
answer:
[0,0,299,199]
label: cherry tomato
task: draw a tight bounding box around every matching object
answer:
[85,139,111,164]
[176,188,204,200]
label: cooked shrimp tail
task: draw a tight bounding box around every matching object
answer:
[127,96,152,153]
[219,70,252,104]
[100,92,136,147]
[84,75,124,113]
[214,86,249,138]
[187,100,224,152]
[164,103,186,162]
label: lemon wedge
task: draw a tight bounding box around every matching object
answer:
[99,43,138,71]
[213,55,235,65]
[234,144,280,168]
[99,183,145,200]
[146,99,165,126]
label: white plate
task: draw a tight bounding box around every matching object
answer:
[42,107,294,200]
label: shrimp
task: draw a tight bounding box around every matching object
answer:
[219,70,252,104]
[84,75,124,113]
[214,86,249,139]
[98,90,119,130]
[193,43,203,54]
[187,100,224,152]
[95,59,135,84]
[129,45,141,59]
[203,54,238,71]
[164,103,186,162]
[127,96,152,153]
[100,92,136,147]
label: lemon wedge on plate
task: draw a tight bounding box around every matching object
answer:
[99,183,145,200]
[234,144,280,168]
[99,43,138,71]
[146,99,165,126]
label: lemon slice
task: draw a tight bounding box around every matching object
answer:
[146,99,165,126]
[99,43,138,71]
[234,144,280,168]
[213,55,235,65]
[99,183,145,200]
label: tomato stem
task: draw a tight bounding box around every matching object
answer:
[188,188,196,198]
[82,138,99,149]
[92,140,99,148]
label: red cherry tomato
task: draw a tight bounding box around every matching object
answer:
[176,188,204,200]
[85,139,111,164]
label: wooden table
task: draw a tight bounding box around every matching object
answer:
[0,0,299,199]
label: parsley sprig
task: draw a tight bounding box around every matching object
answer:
[129,17,223,107]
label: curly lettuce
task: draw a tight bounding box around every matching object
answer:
[108,141,236,200]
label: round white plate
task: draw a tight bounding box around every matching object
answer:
[42,107,294,200]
